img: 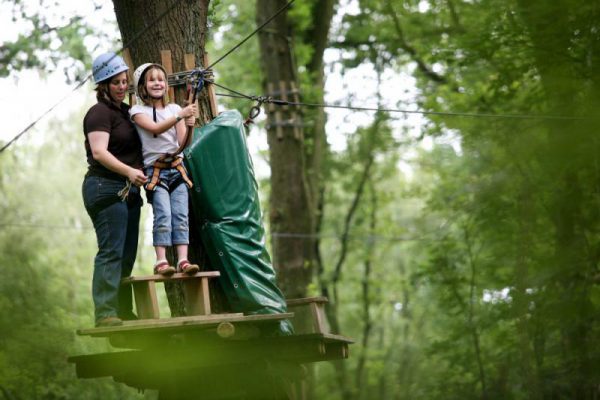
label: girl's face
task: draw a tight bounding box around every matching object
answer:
[145,68,167,99]
[108,72,128,104]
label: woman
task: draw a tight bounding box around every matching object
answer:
[82,52,147,327]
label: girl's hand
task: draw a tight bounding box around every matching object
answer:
[185,116,195,127]
[180,103,197,118]
[127,168,148,187]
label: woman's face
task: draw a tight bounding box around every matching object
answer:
[108,71,128,104]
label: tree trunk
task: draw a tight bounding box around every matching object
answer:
[515,2,595,395]
[112,0,213,315]
[256,0,313,299]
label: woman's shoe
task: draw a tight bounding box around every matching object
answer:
[119,311,138,321]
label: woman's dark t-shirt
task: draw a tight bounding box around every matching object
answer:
[83,100,143,180]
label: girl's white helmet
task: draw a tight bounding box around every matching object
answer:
[132,63,155,100]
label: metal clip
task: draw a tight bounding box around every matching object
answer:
[244,100,263,127]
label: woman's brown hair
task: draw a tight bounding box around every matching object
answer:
[95,75,128,106]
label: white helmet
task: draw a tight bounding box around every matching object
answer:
[133,63,167,102]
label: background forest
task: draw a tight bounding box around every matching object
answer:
[1,0,599,399]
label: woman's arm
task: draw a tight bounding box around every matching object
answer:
[132,103,197,136]
[88,131,147,186]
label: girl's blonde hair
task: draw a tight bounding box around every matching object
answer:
[137,65,169,107]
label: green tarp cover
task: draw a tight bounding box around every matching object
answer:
[184,110,292,335]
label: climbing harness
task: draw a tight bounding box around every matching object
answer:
[145,157,193,192]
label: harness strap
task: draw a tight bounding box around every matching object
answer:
[145,163,163,191]
[174,161,193,189]
[145,156,193,192]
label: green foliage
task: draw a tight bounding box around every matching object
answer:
[0,106,152,399]
[3,1,600,399]
[0,0,116,81]
[313,0,600,399]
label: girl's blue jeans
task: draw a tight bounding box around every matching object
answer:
[145,167,190,247]
[82,175,142,324]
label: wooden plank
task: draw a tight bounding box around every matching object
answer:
[267,82,276,113]
[68,333,352,381]
[279,80,289,110]
[122,48,135,105]
[184,53,200,120]
[182,277,211,315]
[286,297,329,334]
[77,312,293,336]
[121,271,220,284]
[203,52,219,118]
[201,276,210,314]
[286,297,328,306]
[311,302,325,334]
[274,111,283,139]
[160,49,175,101]
[132,281,160,319]
[289,81,301,140]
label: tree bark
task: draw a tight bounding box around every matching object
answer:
[112,0,213,315]
[256,0,313,299]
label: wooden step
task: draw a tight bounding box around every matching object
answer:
[121,271,221,320]
[286,296,329,334]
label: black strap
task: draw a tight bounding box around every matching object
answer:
[152,105,157,138]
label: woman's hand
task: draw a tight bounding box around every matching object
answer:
[185,115,195,127]
[127,168,148,187]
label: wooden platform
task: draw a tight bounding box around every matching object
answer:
[78,312,295,349]
[69,332,353,391]
[72,294,352,398]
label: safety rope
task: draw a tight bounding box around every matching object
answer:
[0,0,187,154]
[213,84,587,122]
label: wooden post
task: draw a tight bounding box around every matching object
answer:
[182,277,211,316]
[160,49,176,102]
[203,52,219,118]
[290,81,302,140]
[122,48,135,105]
[132,281,160,319]
[279,80,289,111]
[266,82,283,139]
[184,53,201,121]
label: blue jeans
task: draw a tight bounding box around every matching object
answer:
[145,167,190,246]
[82,175,142,323]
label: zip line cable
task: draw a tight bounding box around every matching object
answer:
[1,0,296,154]
[1,0,585,155]
[0,80,89,153]
[214,86,586,121]
[0,0,186,154]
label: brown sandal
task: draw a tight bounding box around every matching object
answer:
[178,259,199,275]
[154,260,176,276]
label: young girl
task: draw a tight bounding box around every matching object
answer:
[130,63,199,276]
